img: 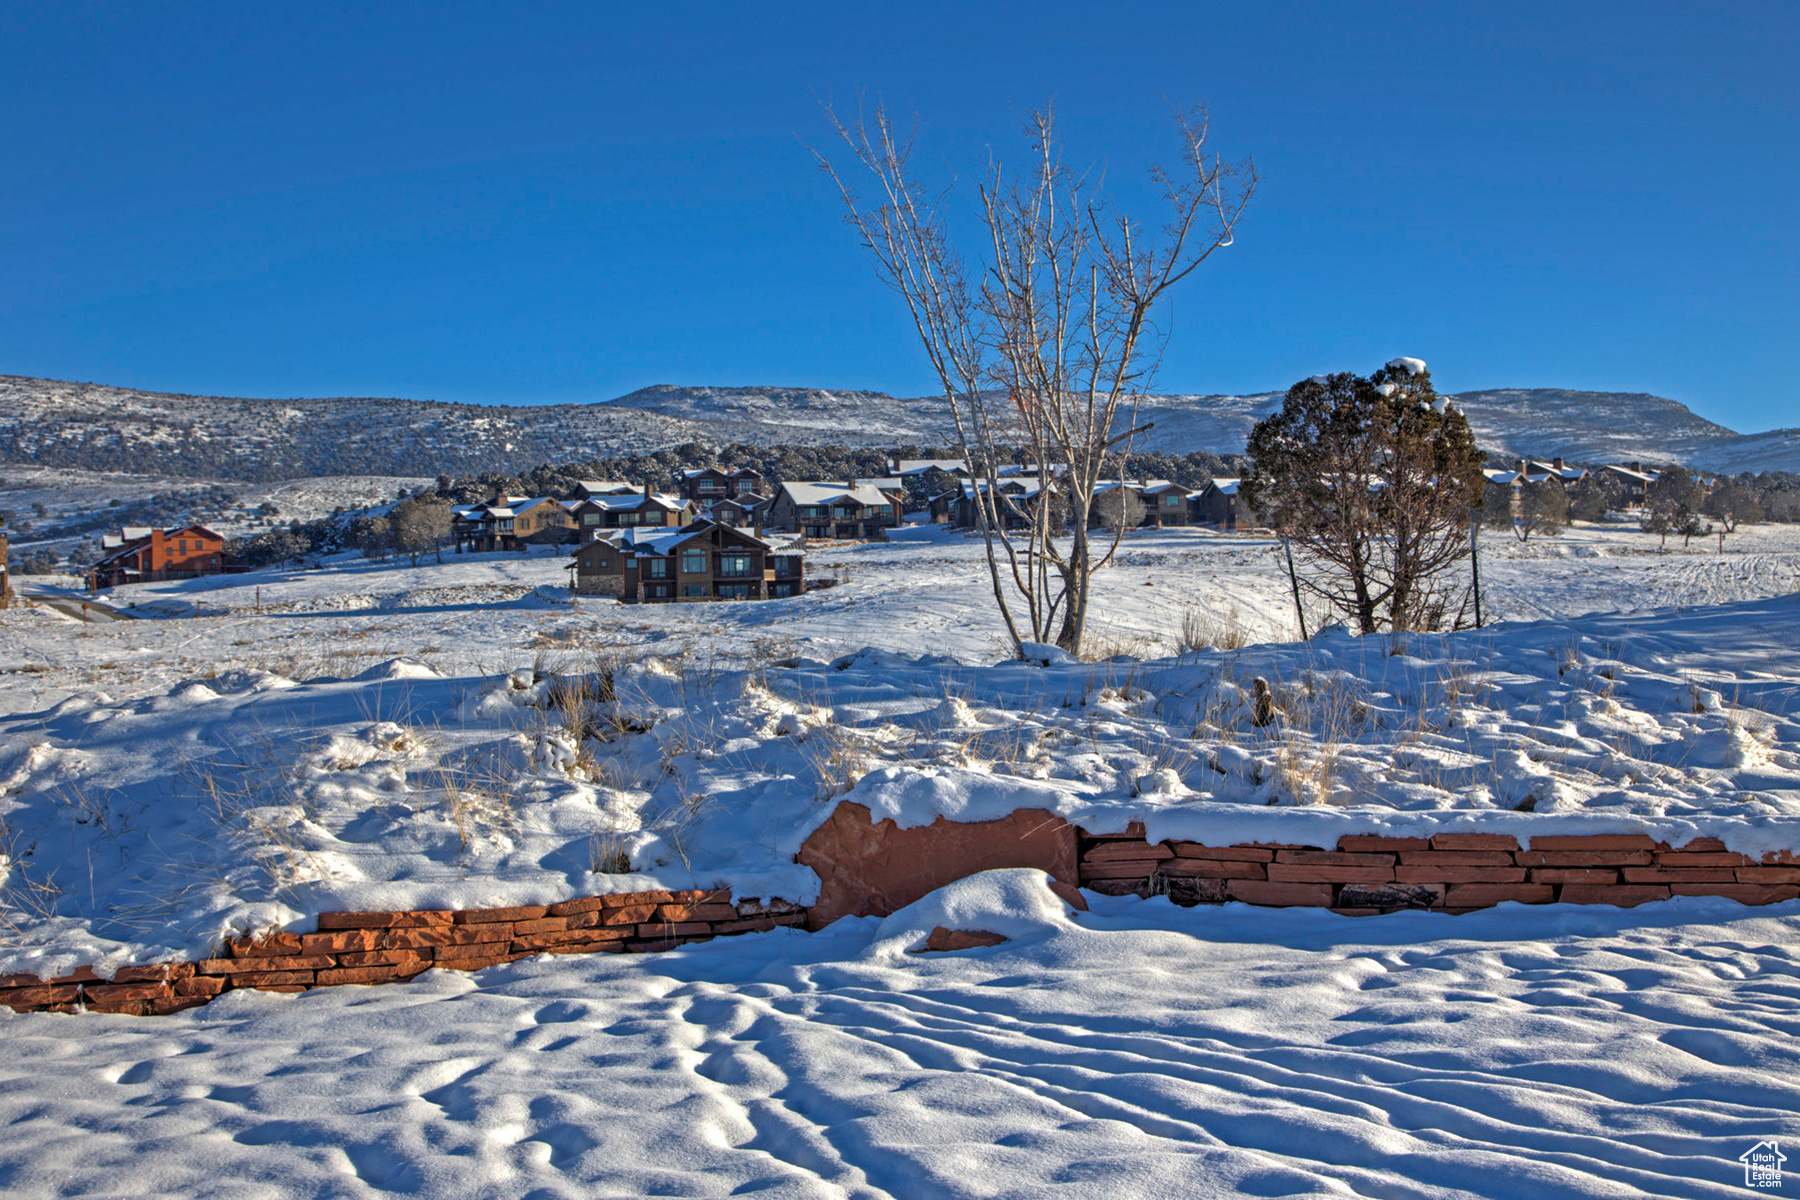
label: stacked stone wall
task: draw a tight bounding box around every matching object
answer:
[0,889,804,1016]
[7,807,1798,1019]
[1078,826,1800,912]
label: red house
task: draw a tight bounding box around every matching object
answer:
[89,525,229,589]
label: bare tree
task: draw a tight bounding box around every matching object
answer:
[390,497,452,566]
[817,102,1253,656]
[1516,477,1569,542]
[1093,486,1148,536]
[1241,362,1486,634]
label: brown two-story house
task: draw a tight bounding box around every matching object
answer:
[678,467,768,508]
[568,487,694,541]
[568,520,805,602]
[89,524,229,589]
[766,481,901,540]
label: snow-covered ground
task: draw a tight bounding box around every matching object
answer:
[4,521,1800,1196]
[4,521,1800,978]
[2,870,1797,1198]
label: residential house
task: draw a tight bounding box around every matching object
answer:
[1140,481,1194,526]
[88,524,229,589]
[567,519,806,602]
[890,458,971,478]
[1525,458,1587,483]
[930,477,1052,530]
[452,496,573,553]
[678,467,768,508]
[1089,480,1173,530]
[706,493,774,529]
[511,497,577,544]
[766,481,902,540]
[1601,462,1659,505]
[571,480,642,500]
[1190,478,1258,531]
[568,487,694,541]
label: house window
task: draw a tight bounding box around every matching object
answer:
[644,558,670,579]
[617,511,637,525]
[801,505,822,517]
[648,584,670,598]
[718,583,751,600]
[681,550,707,574]
[1165,494,1180,507]
[683,583,708,598]
[583,513,599,525]
[772,583,793,598]
[718,553,753,577]
[737,479,754,494]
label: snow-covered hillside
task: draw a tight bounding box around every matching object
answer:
[5,373,1795,479]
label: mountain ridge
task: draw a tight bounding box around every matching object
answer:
[1,373,1794,482]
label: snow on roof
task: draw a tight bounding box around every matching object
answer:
[574,480,638,495]
[780,482,892,507]
[592,521,798,556]
[894,459,969,475]
[955,477,1049,500]
[582,492,687,510]
[1388,356,1427,376]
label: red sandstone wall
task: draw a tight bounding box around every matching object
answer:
[0,889,805,1016]
[797,802,1077,928]
[6,806,1798,1020]
[1078,826,1800,912]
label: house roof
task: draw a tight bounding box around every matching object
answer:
[578,492,688,511]
[1202,478,1242,496]
[584,519,800,558]
[945,478,1049,501]
[893,458,970,476]
[779,481,893,507]
[573,480,638,495]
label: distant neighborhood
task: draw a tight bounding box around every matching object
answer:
[0,448,1782,598]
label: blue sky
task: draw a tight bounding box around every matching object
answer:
[1,2,1795,431]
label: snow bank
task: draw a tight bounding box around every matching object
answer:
[3,891,1797,1197]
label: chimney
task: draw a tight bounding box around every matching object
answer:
[1552,457,1566,470]
[644,482,653,500]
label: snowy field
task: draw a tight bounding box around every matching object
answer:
[4,520,1800,1197]
[2,871,1798,1198]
